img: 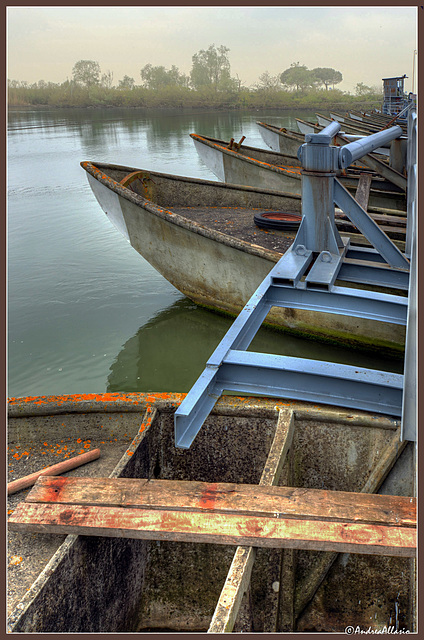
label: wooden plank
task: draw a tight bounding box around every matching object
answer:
[25,476,415,528]
[335,211,407,227]
[277,444,296,633]
[355,173,373,211]
[208,409,295,633]
[294,432,409,620]
[279,546,296,632]
[259,409,295,486]
[8,501,416,557]
[208,546,256,633]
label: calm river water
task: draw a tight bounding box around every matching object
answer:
[7,107,402,398]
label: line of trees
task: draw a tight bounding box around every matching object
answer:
[8,44,383,110]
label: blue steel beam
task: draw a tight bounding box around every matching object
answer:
[334,180,410,270]
[318,121,342,138]
[401,110,417,442]
[211,251,407,355]
[345,247,387,263]
[221,351,402,416]
[338,260,409,290]
[304,251,344,290]
[175,351,403,449]
[266,283,407,325]
[175,253,407,448]
[174,117,413,450]
[405,107,417,257]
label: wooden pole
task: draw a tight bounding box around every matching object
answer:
[7,448,101,495]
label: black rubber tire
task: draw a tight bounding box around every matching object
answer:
[254,211,302,231]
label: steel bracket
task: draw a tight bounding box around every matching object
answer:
[174,115,415,448]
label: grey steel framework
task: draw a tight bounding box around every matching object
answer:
[175,109,416,449]
[401,106,417,442]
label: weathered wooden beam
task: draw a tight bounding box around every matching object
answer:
[354,172,373,211]
[294,432,408,620]
[208,546,256,633]
[279,546,296,632]
[276,443,296,633]
[208,409,295,633]
[24,476,415,528]
[8,501,415,557]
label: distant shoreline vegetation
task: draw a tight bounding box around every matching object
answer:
[7,84,383,111]
[7,52,384,111]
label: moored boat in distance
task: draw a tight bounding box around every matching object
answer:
[256,120,304,156]
[191,133,407,212]
[81,161,406,353]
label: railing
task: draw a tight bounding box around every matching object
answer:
[401,105,417,442]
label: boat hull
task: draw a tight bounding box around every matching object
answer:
[83,163,406,354]
[7,393,415,633]
[192,135,301,193]
[191,135,406,212]
[257,121,304,156]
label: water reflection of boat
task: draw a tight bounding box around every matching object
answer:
[107,299,403,393]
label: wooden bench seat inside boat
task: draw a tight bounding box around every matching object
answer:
[9,476,416,557]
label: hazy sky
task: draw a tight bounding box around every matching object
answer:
[7,6,418,93]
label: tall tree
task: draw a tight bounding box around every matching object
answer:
[140,64,189,90]
[254,71,281,92]
[72,60,101,87]
[101,70,114,89]
[190,44,236,92]
[355,82,374,96]
[312,67,343,91]
[279,62,315,92]
[118,75,135,90]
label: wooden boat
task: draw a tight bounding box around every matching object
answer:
[7,392,416,633]
[349,111,408,132]
[329,112,382,133]
[80,161,406,353]
[256,120,304,156]
[190,133,406,212]
[317,112,376,135]
[330,111,408,135]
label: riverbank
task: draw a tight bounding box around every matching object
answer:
[8,99,381,112]
[7,82,382,112]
